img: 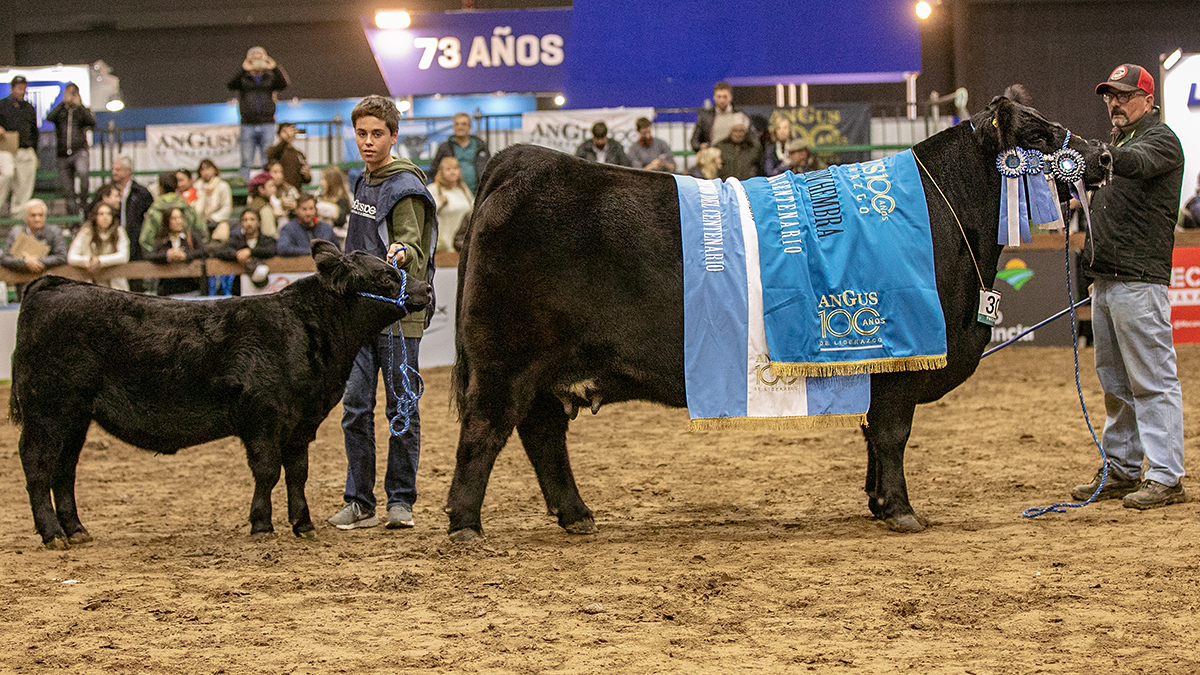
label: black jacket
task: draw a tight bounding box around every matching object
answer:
[1082,108,1184,286]
[227,66,289,125]
[0,95,39,149]
[213,230,278,263]
[574,138,631,167]
[46,102,97,157]
[122,182,155,261]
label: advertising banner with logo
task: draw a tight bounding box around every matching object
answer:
[988,250,1079,348]
[144,123,239,172]
[1170,247,1200,344]
[1162,52,1200,212]
[742,104,872,164]
[521,107,654,155]
[362,8,569,97]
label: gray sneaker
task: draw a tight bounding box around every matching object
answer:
[385,503,414,529]
[327,502,380,530]
[1123,480,1187,510]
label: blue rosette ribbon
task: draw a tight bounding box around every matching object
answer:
[996,148,1031,245]
[1023,148,1065,232]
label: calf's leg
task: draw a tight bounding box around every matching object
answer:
[19,421,70,548]
[518,391,594,534]
[52,419,93,545]
[244,440,282,536]
[281,444,316,539]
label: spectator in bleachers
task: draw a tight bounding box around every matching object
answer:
[146,206,205,296]
[176,168,198,205]
[627,117,675,172]
[0,76,39,219]
[194,158,233,240]
[318,165,351,236]
[1180,173,1200,230]
[46,82,97,217]
[277,193,337,256]
[2,200,68,292]
[88,183,122,216]
[687,146,723,180]
[690,81,740,151]
[246,171,278,238]
[429,112,490,194]
[229,47,289,181]
[68,200,130,291]
[267,159,300,221]
[427,156,474,253]
[764,116,794,177]
[787,138,817,173]
[576,122,631,166]
[111,156,154,262]
[716,114,762,181]
[139,171,206,256]
[267,123,311,191]
[213,208,277,291]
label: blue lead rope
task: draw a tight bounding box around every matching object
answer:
[1022,226,1110,518]
[358,267,424,437]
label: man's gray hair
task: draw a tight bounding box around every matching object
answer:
[20,198,48,218]
[114,155,134,169]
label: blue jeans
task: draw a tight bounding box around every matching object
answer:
[239,123,275,180]
[1091,279,1185,486]
[341,334,421,510]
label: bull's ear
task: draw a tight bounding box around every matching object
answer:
[991,96,1017,150]
[313,240,351,294]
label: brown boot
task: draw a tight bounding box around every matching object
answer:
[1122,480,1187,510]
[1070,467,1138,501]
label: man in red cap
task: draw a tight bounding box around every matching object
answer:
[1070,63,1187,510]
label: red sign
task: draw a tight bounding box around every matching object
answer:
[1170,247,1200,343]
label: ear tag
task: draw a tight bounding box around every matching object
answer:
[978,289,1002,326]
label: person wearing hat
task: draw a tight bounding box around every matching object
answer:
[1070,63,1187,510]
[714,113,762,181]
[0,75,40,218]
[245,171,279,238]
[786,138,816,174]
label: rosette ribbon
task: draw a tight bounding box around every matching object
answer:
[1023,149,1066,233]
[996,148,1032,246]
[1047,132,1092,254]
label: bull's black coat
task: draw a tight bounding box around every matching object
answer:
[447,97,1111,540]
[11,240,430,548]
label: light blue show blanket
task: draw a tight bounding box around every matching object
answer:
[677,151,947,429]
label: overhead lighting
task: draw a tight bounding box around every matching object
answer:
[375,10,411,29]
[397,99,411,112]
[105,98,124,112]
[1163,48,1182,71]
[915,1,932,20]
[553,94,565,107]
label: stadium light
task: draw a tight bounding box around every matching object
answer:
[915,1,932,20]
[554,94,565,107]
[105,98,124,112]
[375,10,411,29]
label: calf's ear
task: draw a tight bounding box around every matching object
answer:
[986,96,1018,151]
[313,241,351,294]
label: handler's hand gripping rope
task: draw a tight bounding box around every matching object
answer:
[358,266,424,437]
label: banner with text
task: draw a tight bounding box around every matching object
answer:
[521,107,654,155]
[742,104,872,165]
[1171,247,1200,344]
[144,123,240,173]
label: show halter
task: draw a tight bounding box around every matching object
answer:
[358,266,424,437]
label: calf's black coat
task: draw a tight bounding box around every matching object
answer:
[447,97,1111,540]
[11,240,430,548]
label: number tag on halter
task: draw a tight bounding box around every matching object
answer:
[977,288,1002,326]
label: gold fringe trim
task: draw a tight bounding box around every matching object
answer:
[689,412,868,432]
[770,354,948,377]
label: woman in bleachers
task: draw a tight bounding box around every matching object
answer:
[687,146,723,180]
[426,156,474,252]
[318,165,351,241]
[246,172,278,238]
[267,159,299,221]
[194,158,233,241]
[763,116,794,177]
[67,201,130,291]
[146,207,205,296]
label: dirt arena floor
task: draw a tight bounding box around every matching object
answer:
[1,343,1198,674]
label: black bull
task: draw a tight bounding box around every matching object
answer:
[447,97,1111,540]
[11,240,430,549]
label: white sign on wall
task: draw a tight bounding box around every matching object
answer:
[1163,53,1200,209]
[144,123,240,173]
[521,107,654,156]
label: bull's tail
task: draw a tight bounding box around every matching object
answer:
[9,391,22,428]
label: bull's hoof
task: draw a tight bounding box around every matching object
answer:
[295,528,318,540]
[884,513,927,533]
[448,528,482,543]
[563,517,597,535]
[67,531,93,545]
[250,530,276,540]
[44,536,69,550]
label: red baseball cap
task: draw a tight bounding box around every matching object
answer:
[1095,63,1154,97]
